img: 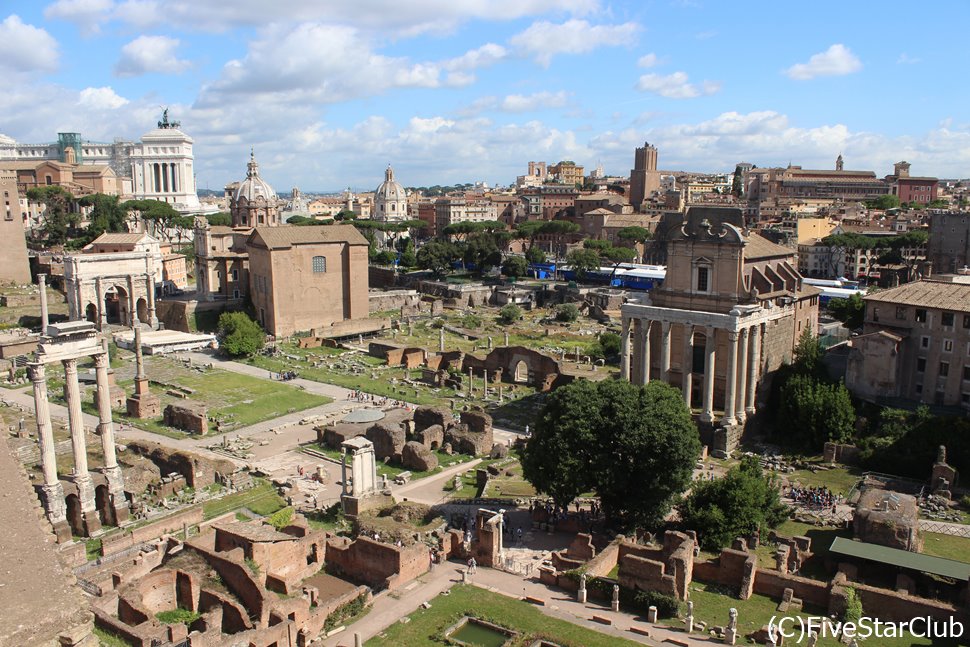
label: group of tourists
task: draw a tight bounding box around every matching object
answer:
[787,484,842,512]
[347,389,409,408]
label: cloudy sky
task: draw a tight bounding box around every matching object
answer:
[2,1,969,192]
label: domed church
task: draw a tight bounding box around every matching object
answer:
[373,165,408,223]
[227,151,281,228]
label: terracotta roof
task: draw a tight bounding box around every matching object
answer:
[864,280,970,314]
[89,232,150,245]
[250,224,369,249]
[743,233,794,260]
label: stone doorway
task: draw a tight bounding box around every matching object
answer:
[85,303,97,323]
[513,360,529,383]
[95,484,116,527]
[65,493,84,537]
[136,297,149,324]
[104,285,129,325]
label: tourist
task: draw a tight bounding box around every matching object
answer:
[467,557,477,574]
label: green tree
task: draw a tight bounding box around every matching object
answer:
[866,195,900,210]
[616,226,652,245]
[27,186,78,245]
[828,292,865,330]
[555,303,580,322]
[80,193,128,238]
[540,220,581,260]
[463,232,503,274]
[731,165,744,198]
[206,212,231,226]
[601,245,637,281]
[525,245,546,265]
[679,456,788,551]
[777,374,855,448]
[522,379,700,527]
[217,311,265,358]
[583,238,612,251]
[497,304,522,325]
[597,331,621,357]
[334,210,358,221]
[398,239,417,268]
[501,255,528,278]
[514,220,545,250]
[565,248,600,279]
[372,250,397,265]
[792,329,825,377]
[416,241,457,277]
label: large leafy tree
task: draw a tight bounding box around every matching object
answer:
[522,379,700,528]
[566,248,600,279]
[27,186,79,245]
[123,199,194,245]
[416,241,457,277]
[463,231,507,274]
[217,311,266,357]
[828,292,865,330]
[501,255,528,278]
[80,193,128,238]
[777,373,855,448]
[679,456,788,551]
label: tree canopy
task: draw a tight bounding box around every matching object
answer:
[679,456,788,551]
[828,292,865,329]
[616,226,652,244]
[217,311,266,358]
[566,248,600,278]
[522,379,700,528]
[27,186,79,245]
[416,241,457,277]
[501,255,528,278]
[80,193,128,239]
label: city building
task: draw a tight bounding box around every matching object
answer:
[0,169,31,283]
[928,211,970,274]
[620,207,819,455]
[434,197,498,233]
[247,225,369,337]
[227,151,282,228]
[548,160,584,187]
[629,143,661,211]
[886,161,939,205]
[0,111,207,213]
[373,165,409,223]
[846,275,970,411]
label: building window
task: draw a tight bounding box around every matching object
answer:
[915,309,927,323]
[964,365,970,381]
[231,269,238,282]
[696,266,709,292]
[942,312,955,327]
[233,289,240,299]
[921,336,930,349]
[964,314,970,329]
[944,339,954,353]
[917,358,926,373]
[915,383,923,394]
[895,307,906,320]
[312,256,327,273]
[940,361,949,377]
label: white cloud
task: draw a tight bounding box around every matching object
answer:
[78,86,129,109]
[114,35,191,77]
[636,71,720,99]
[897,53,921,65]
[0,15,60,73]
[786,44,862,80]
[44,0,114,35]
[509,19,639,67]
[502,91,570,112]
[637,53,659,68]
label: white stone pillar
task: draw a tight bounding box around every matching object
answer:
[735,327,749,424]
[93,353,118,470]
[95,277,106,330]
[660,321,672,383]
[38,273,49,333]
[681,324,693,407]
[30,363,69,535]
[145,273,157,327]
[700,327,717,423]
[745,324,761,415]
[126,274,136,326]
[638,320,650,385]
[64,358,99,532]
[721,331,739,426]
[620,317,631,382]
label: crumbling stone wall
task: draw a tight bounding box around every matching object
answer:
[366,423,406,462]
[325,535,427,590]
[162,402,208,436]
[125,440,234,489]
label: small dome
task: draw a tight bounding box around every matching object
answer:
[235,150,276,203]
[375,165,406,203]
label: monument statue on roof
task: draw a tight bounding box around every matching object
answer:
[157,108,180,130]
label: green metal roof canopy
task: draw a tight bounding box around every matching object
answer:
[830,537,970,580]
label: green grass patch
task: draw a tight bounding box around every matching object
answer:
[156,608,201,625]
[367,584,642,646]
[93,626,132,647]
[85,537,102,562]
[202,479,286,520]
[785,462,863,496]
[921,532,970,563]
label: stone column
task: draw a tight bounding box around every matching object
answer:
[660,321,672,383]
[340,449,350,496]
[63,358,100,534]
[126,274,136,326]
[30,363,69,540]
[638,320,651,385]
[94,352,128,523]
[439,327,445,352]
[95,277,106,330]
[145,273,157,327]
[483,370,489,398]
[721,331,739,426]
[745,324,761,416]
[735,327,749,424]
[681,324,694,406]
[700,327,717,424]
[38,273,49,333]
[620,317,631,382]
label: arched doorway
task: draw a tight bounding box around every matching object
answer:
[136,297,149,324]
[65,493,84,537]
[104,285,129,325]
[85,303,97,323]
[95,484,115,527]
[513,360,529,384]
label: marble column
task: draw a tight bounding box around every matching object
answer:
[30,363,69,538]
[638,320,651,385]
[94,353,127,524]
[145,273,157,327]
[64,358,100,534]
[620,317,631,382]
[721,331,739,426]
[95,277,106,330]
[340,450,350,496]
[681,324,694,407]
[38,273,49,333]
[745,324,761,416]
[126,274,136,326]
[700,327,717,423]
[660,321,672,383]
[735,327,749,424]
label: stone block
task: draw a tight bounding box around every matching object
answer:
[366,423,406,461]
[402,441,438,472]
[162,402,208,435]
[126,393,161,419]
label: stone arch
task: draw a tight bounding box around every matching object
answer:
[513,360,529,384]
[65,493,84,537]
[104,284,129,325]
[95,483,116,527]
[85,302,98,323]
[136,297,149,324]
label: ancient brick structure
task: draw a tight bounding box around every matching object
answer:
[365,423,405,462]
[125,326,161,419]
[402,441,438,472]
[853,487,922,552]
[163,402,208,436]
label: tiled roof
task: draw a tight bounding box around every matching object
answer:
[743,233,794,260]
[250,224,369,249]
[864,280,970,313]
[89,232,149,244]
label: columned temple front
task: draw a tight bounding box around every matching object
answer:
[620,207,820,454]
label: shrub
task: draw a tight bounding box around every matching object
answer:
[843,587,863,624]
[267,507,293,530]
[555,303,580,322]
[460,314,484,329]
[217,311,265,357]
[631,589,680,618]
[597,332,621,357]
[501,255,528,278]
[498,304,522,325]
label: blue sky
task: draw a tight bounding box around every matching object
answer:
[1,0,968,192]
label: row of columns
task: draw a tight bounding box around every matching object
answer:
[622,319,764,427]
[30,351,128,539]
[152,162,180,194]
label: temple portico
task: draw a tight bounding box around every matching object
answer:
[29,285,129,541]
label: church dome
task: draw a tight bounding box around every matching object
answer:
[375,165,406,204]
[235,151,276,203]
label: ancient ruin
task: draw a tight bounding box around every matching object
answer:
[125,325,161,419]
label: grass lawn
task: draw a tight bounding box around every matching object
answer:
[668,580,946,647]
[921,532,970,563]
[784,462,864,496]
[93,626,132,647]
[202,479,286,520]
[750,520,849,580]
[305,443,474,481]
[368,584,642,647]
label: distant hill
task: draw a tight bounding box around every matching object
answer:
[197,188,222,197]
